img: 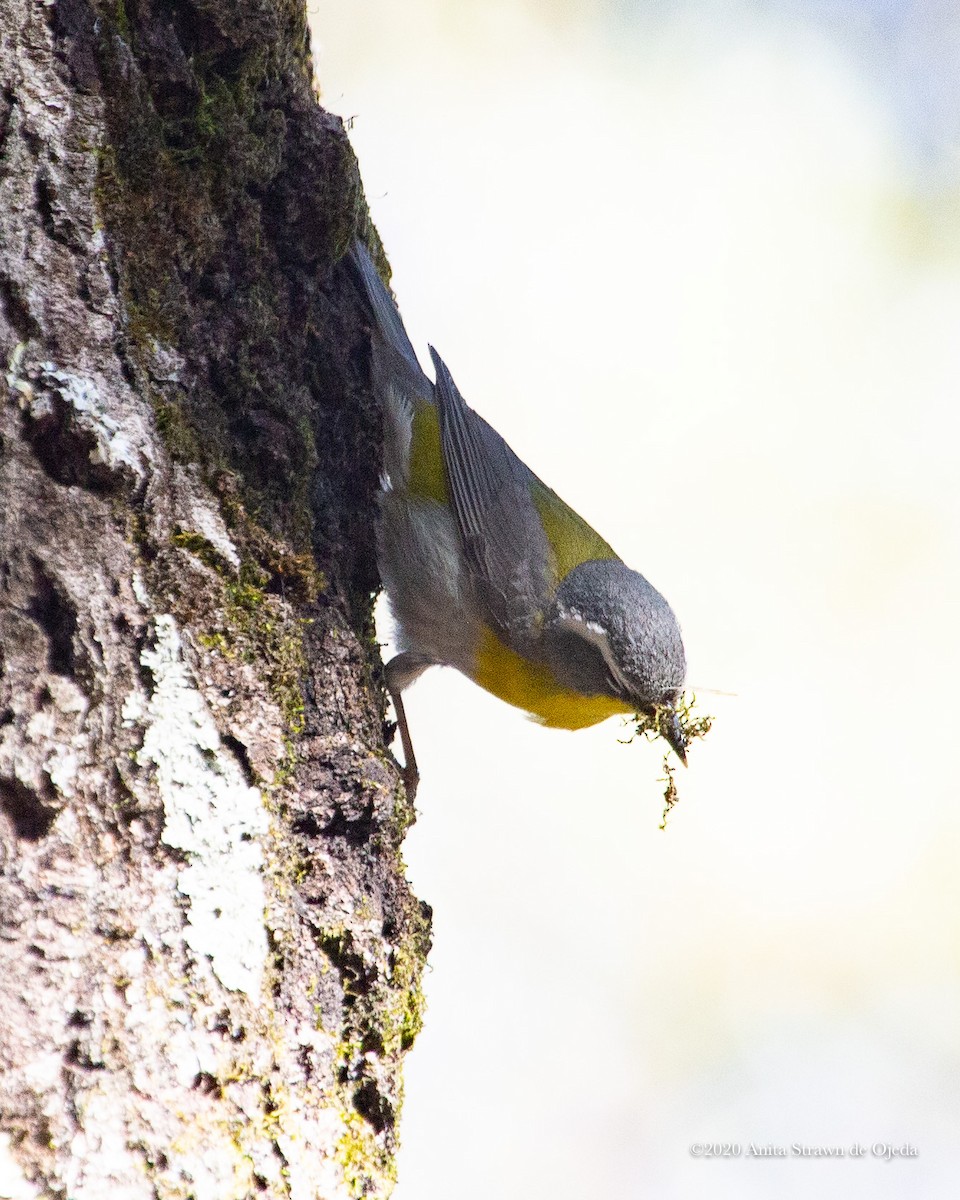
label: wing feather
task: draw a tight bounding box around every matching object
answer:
[429,347,552,645]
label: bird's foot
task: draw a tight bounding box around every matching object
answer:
[400,762,419,804]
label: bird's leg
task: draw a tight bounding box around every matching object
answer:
[390,688,419,801]
[384,652,431,801]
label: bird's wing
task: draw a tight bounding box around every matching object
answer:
[525,476,620,584]
[431,347,588,646]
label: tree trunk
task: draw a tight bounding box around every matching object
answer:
[0,2,429,1196]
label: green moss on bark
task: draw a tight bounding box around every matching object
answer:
[83,0,378,610]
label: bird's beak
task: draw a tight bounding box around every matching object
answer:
[664,710,688,766]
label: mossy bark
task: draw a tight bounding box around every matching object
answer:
[0,1,429,1196]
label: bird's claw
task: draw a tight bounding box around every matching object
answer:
[401,763,419,804]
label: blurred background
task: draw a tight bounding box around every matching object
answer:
[310,2,960,1196]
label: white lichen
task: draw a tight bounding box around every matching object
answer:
[172,464,241,569]
[0,1133,41,1200]
[134,614,268,995]
[38,362,156,484]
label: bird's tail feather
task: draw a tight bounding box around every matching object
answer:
[346,240,423,382]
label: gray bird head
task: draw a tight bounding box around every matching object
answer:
[542,559,688,760]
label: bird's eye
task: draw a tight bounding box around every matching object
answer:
[553,614,633,699]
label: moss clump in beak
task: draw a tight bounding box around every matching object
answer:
[624,692,714,827]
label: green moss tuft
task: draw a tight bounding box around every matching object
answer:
[171,528,234,574]
[623,692,715,826]
[337,1110,396,1199]
[383,938,427,1056]
[153,399,204,463]
[220,561,309,740]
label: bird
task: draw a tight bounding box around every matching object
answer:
[347,239,687,799]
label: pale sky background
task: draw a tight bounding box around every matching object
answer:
[310,2,960,1196]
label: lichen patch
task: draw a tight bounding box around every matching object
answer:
[134,614,268,994]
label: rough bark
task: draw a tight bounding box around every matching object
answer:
[0,2,429,1197]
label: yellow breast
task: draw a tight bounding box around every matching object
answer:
[472,625,633,730]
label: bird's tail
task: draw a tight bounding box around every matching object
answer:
[346,240,433,489]
[346,240,424,384]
